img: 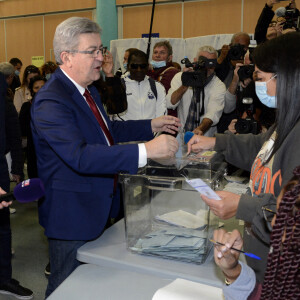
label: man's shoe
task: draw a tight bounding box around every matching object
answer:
[0,279,33,299]
[9,207,16,214]
[44,262,51,277]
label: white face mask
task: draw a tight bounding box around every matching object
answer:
[255,74,277,108]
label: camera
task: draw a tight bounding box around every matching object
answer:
[235,98,259,134]
[181,56,211,88]
[227,44,247,61]
[283,9,300,31]
[237,64,254,81]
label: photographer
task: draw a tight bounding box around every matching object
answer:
[255,0,299,44]
[166,46,225,136]
[217,46,256,133]
[215,32,250,86]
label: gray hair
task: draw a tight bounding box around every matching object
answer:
[0,62,14,78]
[231,32,250,44]
[53,17,102,65]
[197,46,218,58]
[153,40,173,56]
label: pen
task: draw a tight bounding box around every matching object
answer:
[209,239,261,260]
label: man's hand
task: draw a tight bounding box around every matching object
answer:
[193,118,213,136]
[193,128,203,136]
[228,119,238,133]
[282,27,297,34]
[11,174,21,184]
[275,20,284,36]
[101,50,114,77]
[228,63,243,95]
[213,229,243,283]
[145,134,179,159]
[240,77,252,89]
[187,135,216,154]
[0,187,12,209]
[151,115,181,134]
[233,63,243,80]
[201,191,241,219]
[217,45,230,64]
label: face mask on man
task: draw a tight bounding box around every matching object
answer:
[150,60,166,69]
[123,63,128,70]
[15,70,20,76]
[255,74,277,108]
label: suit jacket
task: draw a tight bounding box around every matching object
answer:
[31,68,153,240]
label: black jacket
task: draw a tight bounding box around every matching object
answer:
[5,97,24,177]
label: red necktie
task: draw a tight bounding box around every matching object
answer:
[84,89,114,145]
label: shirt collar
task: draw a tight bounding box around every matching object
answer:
[60,68,86,96]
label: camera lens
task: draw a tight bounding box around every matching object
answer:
[235,119,251,134]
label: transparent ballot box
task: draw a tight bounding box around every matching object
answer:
[119,156,226,264]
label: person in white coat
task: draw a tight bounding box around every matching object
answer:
[166,46,226,137]
[114,50,166,121]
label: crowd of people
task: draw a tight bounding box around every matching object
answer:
[0,0,299,299]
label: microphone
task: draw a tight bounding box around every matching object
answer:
[0,178,45,204]
[184,131,194,144]
[275,7,286,18]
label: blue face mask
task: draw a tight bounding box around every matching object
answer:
[45,73,51,80]
[123,63,128,70]
[15,70,20,76]
[255,75,277,108]
[150,60,166,69]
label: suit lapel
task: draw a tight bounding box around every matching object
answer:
[89,86,115,136]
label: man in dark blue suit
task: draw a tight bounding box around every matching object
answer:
[31,17,180,297]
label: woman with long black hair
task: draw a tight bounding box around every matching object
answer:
[214,165,300,299]
[187,32,300,283]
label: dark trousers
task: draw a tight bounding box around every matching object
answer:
[0,159,12,285]
[45,239,86,298]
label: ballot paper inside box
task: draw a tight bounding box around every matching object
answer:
[119,158,226,264]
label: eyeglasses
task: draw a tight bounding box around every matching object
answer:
[262,205,276,231]
[67,46,107,58]
[269,22,277,28]
[129,63,148,70]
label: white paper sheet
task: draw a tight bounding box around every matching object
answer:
[155,210,207,229]
[186,178,221,200]
[152,278,224,300]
